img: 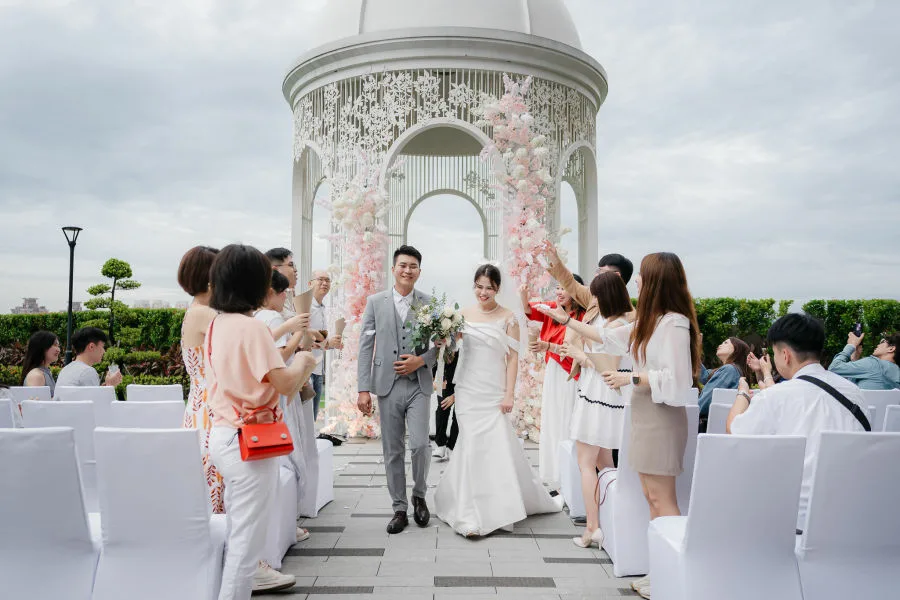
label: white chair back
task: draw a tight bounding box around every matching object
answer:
[711,387,738,406]
[866,405,876,427]
[707,402,731,434]
[55,385,117,426]
[861,389,900,430]
[109,401,185,428]
[676,404,701,510]
[883,405,900,432]
[0,398,15,428]
[21,400,99,512]
[685,435,806,552]
[7,386,51,427]
[686,387,700,405]
[125,383,184,403]
[91,428,218,600]
[0,427,98,600]
[801,432,900,554]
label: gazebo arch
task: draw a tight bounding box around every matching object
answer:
[402,189,490,257]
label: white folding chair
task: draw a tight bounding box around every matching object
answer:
[264,460,299,569]
[649,435,806,600]
[866,405,876,427]
[707,402,731,434]
[676,404,701,511]
[558,439,585,518]
[883,405,900,432]
[21,400,98,512]
[125,383,184,403]
[0,427,101,600]
[0,398,15,428]
[797,432,900,599]
[7,386,51,427]
[687,387,700,405]
[109,401,185,428]
[55,385,117,427]
[91,428,225,600]
[861,389,900,430]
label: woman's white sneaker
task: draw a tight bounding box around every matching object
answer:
[252,562,296,593]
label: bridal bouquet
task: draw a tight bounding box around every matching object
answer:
[410,292,466,392]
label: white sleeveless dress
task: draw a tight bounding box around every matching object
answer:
[434,319,560,536]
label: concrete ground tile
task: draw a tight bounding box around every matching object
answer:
[294,533,341,549]
[313,575,435,587]
[490,561,610,579]
[429,588,497,596]
[284,558,382,577]
[552,577,629,593]
[333,536,388,549]
[378,559,492,577]
[307,596,429,600]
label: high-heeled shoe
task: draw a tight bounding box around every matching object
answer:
[572,527,604,548]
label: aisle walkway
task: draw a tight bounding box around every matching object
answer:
[259,439,641,600]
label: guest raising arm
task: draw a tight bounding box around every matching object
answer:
[828,331,899,390]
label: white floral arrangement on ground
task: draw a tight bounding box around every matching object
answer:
[410,292,466,392]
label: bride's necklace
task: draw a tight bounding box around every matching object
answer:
[479,302,500,314]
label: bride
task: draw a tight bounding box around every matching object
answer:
[435,264,561,537]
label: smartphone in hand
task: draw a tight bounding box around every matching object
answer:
[853,322,863,337]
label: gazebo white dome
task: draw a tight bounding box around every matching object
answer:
[309,0,583,51]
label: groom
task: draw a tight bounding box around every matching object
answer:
[357,245,439,534]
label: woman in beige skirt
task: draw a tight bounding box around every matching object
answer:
[538,252,700,600]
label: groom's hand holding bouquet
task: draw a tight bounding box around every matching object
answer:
[410,292,466,392]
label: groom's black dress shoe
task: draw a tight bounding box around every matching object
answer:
[387,511,409,534]
[412,496,430,527]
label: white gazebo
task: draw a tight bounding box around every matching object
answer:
[283,0,608,284]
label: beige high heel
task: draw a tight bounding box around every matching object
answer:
[572,527,604,548]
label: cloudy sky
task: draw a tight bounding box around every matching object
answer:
[1,0,897,314]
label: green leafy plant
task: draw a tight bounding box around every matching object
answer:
[85,258,142,345]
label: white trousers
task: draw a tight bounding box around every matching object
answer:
[209,426,278,600]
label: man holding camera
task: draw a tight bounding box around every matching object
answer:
[828,331,899,390]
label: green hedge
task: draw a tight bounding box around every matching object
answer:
[0,365,187,399]
[0,308,185,349]
[801,299,900,364]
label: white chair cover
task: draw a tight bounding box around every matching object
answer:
[687,387,699,405]
[125,383,184,403]
[316,437,335,512]
[91,428,225,600]
[55,385,117,427]
[0,398,14,428]
[883,405,900,432]
[797,431,900,599]
[0,427,100,600]
[7,386,51,427]
[109,401,185,428]
[707,402,731,434]
[264,461,299,569]
[649,435,806,600]
[711,387,738,406]
[860,389,900,430]
[866,405,876,426]
[598,399,699,577]
[558,439,585,518]
[21,400,98,512]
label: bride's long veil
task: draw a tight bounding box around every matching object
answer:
[495,264,530,357]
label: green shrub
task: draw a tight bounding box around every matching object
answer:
[802,299,900,365]
[0,309,185,348]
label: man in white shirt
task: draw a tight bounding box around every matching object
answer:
[727,313,867,531]
[307,269,342,423]
[56,327,123,389]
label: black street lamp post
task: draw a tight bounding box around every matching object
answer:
[62,226,83,365]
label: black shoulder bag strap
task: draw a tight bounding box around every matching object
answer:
[796,375,871,431]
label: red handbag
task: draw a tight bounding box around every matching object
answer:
[237,407,294,462]
[206,317,294,462]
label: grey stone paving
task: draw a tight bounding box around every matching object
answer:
[255,439,642,600]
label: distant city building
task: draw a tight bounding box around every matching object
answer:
[133,299,173,309]
[72,301,83,312]
[133,300,151,309]
[11,298,47,315]
[151,300,171,309]
[174,301,190,310]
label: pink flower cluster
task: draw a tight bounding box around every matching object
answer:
[318,174,390,439]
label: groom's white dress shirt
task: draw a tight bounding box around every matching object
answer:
[393,287,413,321]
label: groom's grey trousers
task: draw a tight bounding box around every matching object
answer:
[379,376,430,512]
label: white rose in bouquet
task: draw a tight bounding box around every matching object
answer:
[419,313,432,326]
[440,317,452,332]
[452,311,463,324]
[442,306,454,318]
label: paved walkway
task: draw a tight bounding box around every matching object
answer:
[258,438,641,600]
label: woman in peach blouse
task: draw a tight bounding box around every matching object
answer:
[205,244,316,600]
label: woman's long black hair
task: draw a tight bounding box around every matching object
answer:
[21,331,59,385]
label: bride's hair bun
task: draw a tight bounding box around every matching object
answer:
[474,264,502,290]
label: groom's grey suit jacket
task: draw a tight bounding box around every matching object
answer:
[357,289,437,398]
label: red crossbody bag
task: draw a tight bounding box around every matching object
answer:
[207,317,294,461]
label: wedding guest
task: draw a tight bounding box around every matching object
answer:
[552,271,633,549]
[431,351,459,461]
[206,244,316,599]
[21,330,60,395]
[308,269,343,423]
[540,252,700,600]
[727,313,867,531]
[265,248,299,319]
[520,276,586,491]
[828,331,899,390]
[55,327,123,388]
[177,246,224,513]
[697,337,750,430]
[255,269,315,543]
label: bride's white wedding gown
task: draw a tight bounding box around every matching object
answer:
[434,318,561,536]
